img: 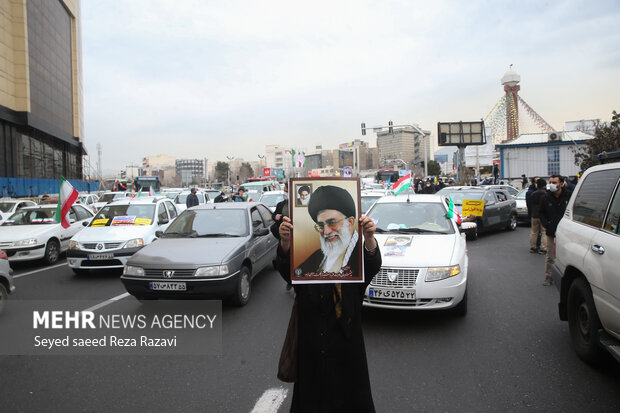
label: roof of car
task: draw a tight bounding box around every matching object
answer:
[21,205,58,210]
[191,202,260,210]
[105,196,167,205]
[374,194,444,204]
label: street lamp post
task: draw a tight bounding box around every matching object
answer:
[226,156,235,188]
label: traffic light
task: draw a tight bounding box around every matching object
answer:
[389,120,393,134]
[361,123,366,136]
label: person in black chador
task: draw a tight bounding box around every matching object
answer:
[276,185,381,413]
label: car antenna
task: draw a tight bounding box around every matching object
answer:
[407,191,411,203]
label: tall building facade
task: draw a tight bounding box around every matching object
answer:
[0,0,85,195]
[176,158,204,185]
[376,127,430,170]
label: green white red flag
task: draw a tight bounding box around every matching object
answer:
[149,185,155,196]
[392,173,412,195]
[55,175,79,229]
[446,197,462,225]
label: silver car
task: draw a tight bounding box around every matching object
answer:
[0,250,15,314]
[121,202,278,306]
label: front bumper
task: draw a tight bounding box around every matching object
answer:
[363,267,467,310]
[120,271,240,299]
[66,247,143,269]
[4,244,46,262]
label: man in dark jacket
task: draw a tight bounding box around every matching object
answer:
[276,207,381,412]
[539,175,572,286]
[186,188,199,208]
[528,178,547,254]
[214,192,227,203]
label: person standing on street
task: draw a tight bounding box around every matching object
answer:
[521,174,528,189]
[276,212,381,412]
[539,175,572,286]
[493,164,500,184]
[528,178,547,254]
[186,188,199,208]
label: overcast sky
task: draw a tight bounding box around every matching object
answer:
[81,0,620,173]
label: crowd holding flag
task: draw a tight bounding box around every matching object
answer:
[55,176,79,229]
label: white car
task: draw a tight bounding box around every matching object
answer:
[0,199,38,224]
[173,191,210,213]
[258,190,286,213]
[363,194,468,315]
[204,189,221,203]
[361,190,386,215]
[553,162,620,364]
[67,196,178,274]
[76,193,99,209]
[0,205,94,264]
[91,191,133,213]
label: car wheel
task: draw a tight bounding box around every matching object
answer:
[0,283,7,314]
[43,239,60,265]
[567,277,604,364]
[506,214,517,231]
[452,288,467,316]
[466,226,478,241]
[231,266,251,307]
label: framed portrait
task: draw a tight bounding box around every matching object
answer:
[295,183,313,207]
[289,177,363,284]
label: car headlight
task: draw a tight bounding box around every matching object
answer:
[13,238,38,247]
[195,265,229,277]
[425,265,460,282]
[123,238,144,248]
[69,240,80,250]
[123,265,145,276]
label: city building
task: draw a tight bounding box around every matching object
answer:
[0,0,90,196]
[376,127,431,173]
[496,128,594,180]
[265,144,295,178]
[142,154,176,175]
[338,139,378,173]
[176,158,204,186]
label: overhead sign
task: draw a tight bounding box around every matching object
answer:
[438,121,486,146]
[398,169,412,177]
[462,200,485,217]
[263,168,271,177]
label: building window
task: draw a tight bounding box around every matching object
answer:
[547,147,560,176]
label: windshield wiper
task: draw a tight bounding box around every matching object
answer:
[396,228,446,234]
[374,228,386,233]
[197,233,242,237]
[162,232,195,238]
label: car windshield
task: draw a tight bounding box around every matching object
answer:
[361,196,382,213]
[0,202,16,213]
[2,208,56,225]
[259,194,284,207]
[368,202,454,234]
[163,192,179,199]
[517,189,527,199]
[100,193,126,202]
[446,192,484,205]
[91,204,155,226]
[164,209,248,237]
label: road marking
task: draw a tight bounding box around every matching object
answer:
[84,292,131,312]
[250,388,288,413]
[12,262,68,279]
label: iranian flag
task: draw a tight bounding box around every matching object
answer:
[446,197,462,225]
[148,185,155,196]
[132,188,143,198]
[56,176,79,229]
[392,173,412,195]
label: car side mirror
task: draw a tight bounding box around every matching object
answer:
[69,218,76,224]
[82,221,89,227]
[155,230,163,238]
[253,227,270,236]
[159,218,169,225]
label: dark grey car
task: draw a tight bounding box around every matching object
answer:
[443,188,518,239]
[120,202,278,305]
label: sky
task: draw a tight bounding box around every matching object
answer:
[81,0,620,174]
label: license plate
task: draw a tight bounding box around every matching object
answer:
[88,253,114,260]
[369,287,416,300]
[149,282,187,291]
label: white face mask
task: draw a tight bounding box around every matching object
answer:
[547,183,558,192]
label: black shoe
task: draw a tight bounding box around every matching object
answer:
[538,249,547,255]
[530,248,538,253]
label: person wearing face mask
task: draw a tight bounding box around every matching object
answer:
[538,175,572,286]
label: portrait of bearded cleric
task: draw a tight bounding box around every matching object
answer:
[289,179,363,283]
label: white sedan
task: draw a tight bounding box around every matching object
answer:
[364,194,468,315]
[0,205,94,264]
[0,199,38,224]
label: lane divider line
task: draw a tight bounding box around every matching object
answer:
[250,388,288,413]
[84,292,131,312]
[12,262,68,279]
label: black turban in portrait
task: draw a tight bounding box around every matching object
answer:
[307,185,356,223]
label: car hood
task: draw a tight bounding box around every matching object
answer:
[516,199,527,208]
[0,224,58,242]
[72,225,155,242]
[375,233,457,268]
[128,237,248,267]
